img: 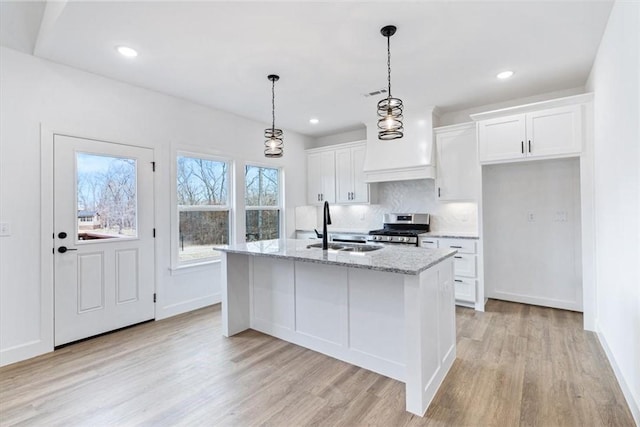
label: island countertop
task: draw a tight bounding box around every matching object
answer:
[216,239,456,275]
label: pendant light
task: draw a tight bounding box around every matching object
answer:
[264,74,283,158]
[377,25,404,140]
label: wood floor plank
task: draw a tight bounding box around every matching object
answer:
[0,300,635,426]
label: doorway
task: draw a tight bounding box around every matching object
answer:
[53,134,155,346]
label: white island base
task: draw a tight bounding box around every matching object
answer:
[221,250,456,416]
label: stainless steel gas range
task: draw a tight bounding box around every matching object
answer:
[366,213,430,246]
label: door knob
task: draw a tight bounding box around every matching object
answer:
[58,246,77,253]
[58,232,67,239]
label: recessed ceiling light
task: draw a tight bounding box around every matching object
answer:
[309,118,319,125]
[116,46,138,58]
[497,70,514,79]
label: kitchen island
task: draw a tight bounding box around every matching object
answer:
[217,239,457,416]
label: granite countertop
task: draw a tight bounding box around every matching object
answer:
[420,231,479,240]
[216,239,456,275]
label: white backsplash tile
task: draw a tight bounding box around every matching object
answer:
[296,179,478,234]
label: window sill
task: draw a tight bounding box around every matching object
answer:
[169,259,221,276]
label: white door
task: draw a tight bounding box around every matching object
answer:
[54,135,155,346]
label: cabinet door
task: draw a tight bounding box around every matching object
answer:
[526,105,582,158]
[335,148,352,204]
[307,151,335,205]
[350,145,369,203]
[436,124,479,201]
[478,114,526,163]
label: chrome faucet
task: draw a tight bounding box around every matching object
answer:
[322,201,332,250]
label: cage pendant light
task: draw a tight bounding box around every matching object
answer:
[377,25,404,140]
[264,74,284,158]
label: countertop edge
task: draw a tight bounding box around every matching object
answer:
[218,246,457,275]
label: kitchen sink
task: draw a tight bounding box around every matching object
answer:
[338,245,382,252]
[306,243,383,252]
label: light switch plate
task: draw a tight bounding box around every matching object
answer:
[0,222,10,236]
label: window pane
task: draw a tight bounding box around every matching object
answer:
[245,165,279,206]
[246,210,279,242]
[177,156,228,206]
[77,152,137,240]
[179,210,229,262]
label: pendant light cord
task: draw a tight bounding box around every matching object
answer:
[387,35,392,98]
[271,79,276,132]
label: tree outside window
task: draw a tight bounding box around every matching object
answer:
[177,155,230,263]
[245,165,281,242]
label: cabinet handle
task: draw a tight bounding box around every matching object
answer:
[317,194,320,201]
[454,256,463,259]
[424,241,434,244]
[455,279,463,283]
[321,194,324,201]
[521,141,524,154]
[349,192,353,200]
[528,140,531,153]
[438,187,441,198]
[450,245,462,249]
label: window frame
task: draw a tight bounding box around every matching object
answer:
[172,150,234,269]
[244,163,283,242]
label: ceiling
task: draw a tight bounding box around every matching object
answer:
[1,1,613,137]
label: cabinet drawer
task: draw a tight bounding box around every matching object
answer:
[420,239,439,249]
[453,254,476,277]
[440,238,476,254]
[454,277,476,303]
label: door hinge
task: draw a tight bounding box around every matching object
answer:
[153,228,156,238]
[153,293,157,303]
[151,161,156,172]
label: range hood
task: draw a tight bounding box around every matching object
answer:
[363,108,436,182]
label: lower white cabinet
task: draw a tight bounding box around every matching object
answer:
[420,237,478,305]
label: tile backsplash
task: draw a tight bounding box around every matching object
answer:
[297,179,478,233]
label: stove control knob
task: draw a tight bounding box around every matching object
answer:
[401,237,408,242]
[385,236,392,241]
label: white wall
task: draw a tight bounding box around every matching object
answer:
[0,47,312,366]
[482,158,583,311]
[586,1,640,423]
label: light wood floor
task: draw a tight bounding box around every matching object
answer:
[0,300,634,426]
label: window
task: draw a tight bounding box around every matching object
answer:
[245,165,281,242]
[176,155,231,264]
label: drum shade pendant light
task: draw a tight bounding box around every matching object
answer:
[377,25,404,140]
[264,74,284,158]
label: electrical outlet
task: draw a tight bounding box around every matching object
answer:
[554,211,568,222]
[527,213,535,222]
[0,222,10,237]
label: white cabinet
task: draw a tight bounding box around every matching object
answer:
[420,237,478,306]
[477,104,582,164]
[335,144,369,203]
[434,123,480,201]
[306,150,335,205]
[307,141,373,206]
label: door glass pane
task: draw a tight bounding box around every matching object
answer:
[246,210,279,242]
[179,210,229,262]
[77,152,137,241]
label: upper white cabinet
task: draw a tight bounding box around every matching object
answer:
[335,144,369,203]
[434,122,479,201]
[306,150,335,205]
[307,141,373,205]
[475,101,584,164]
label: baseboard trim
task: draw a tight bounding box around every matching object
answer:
[597,326,640,426]
[490,290,582,312]
[156,293,221,320]
[0,339,52,368]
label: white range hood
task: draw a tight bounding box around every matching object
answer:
[363,107,436,182]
